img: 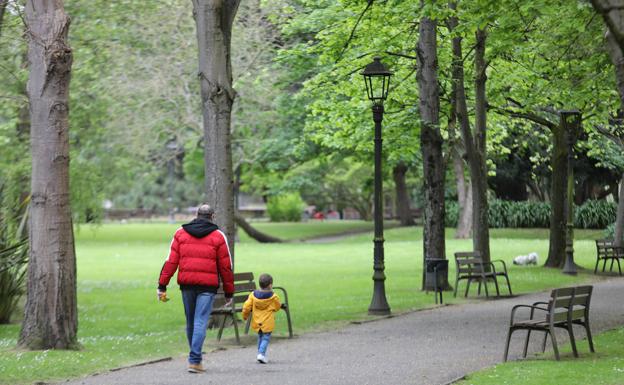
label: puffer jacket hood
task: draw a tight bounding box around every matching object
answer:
[182,218,218,238]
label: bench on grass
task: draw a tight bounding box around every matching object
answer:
[594,239,623,276]
[453,251,512,298]
[211,272,293,344]
[503,285,594,361]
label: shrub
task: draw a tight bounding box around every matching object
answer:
[574,200,617,229]
[0,197,28,324]
[445,201,459,227]
[266,193,305,222]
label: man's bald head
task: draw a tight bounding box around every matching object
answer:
[197,204,214,220]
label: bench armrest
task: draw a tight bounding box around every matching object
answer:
[273,286,290,308]
[510,304,548,325]
[490,259,508,273]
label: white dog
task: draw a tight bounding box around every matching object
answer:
[513,252,539,265]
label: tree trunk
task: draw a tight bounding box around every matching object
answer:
[192,0,240,258]
[471,28,491,264]
[591,0,624,53]
[448,7,489,258]
[545,123,568,268]
[392,162,415,226]
[601,3,624,247]
[417,11,446,289]
[453,153,473,239]
[234,213,282,243]
[0,0,7,37]
[19,0,77,350]
[615,175,624,246]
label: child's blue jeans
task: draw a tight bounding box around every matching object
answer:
[257,331,272,354]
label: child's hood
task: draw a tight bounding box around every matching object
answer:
[252,290,277,310]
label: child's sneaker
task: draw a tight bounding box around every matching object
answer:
[257,353,268,364]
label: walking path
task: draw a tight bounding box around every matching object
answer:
[61,278,624,385]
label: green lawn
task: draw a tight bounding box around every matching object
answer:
[457,327,624,385]
[0,222,615,384]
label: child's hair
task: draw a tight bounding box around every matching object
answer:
[259,273,273,289]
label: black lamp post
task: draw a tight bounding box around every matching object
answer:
[361,57,392,315]
[561,110,582,275]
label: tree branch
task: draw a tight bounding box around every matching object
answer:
[489,104,557,130]
[335,0,375,63]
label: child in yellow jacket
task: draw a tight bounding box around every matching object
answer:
[242,273,283,363]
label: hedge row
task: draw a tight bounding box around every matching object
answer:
[445,199,617,229]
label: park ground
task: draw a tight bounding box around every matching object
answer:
[0,221,622,384]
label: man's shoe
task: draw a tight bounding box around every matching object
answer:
[188,363,206,373]
[257,353,268,364]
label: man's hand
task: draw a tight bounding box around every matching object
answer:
[224,298,233,308]
[157,289,169,302]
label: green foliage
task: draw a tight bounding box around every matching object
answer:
[0,196,28,324]
[266,193,305,222]
[574,199,617,229]
[447,199,616,229]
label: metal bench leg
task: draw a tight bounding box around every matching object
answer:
[594,258,600,274]
[231,312,240,344]
[503,328,514,362]
[483,278,490,298]
[465,279,471,297]
[477,280,482,296]
[504,275,512,296]
[610,258,615,272]
[602,258,607,272]
[492,277,500,297]
[567,323,578,358]
[584,321,595,353]
[549,329,560,361]
[617,258,622,276]
[523,330,532,358]
[285,307,293,338]
[217,314,228,342]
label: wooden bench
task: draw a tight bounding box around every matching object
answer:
[594,239,623,275]
[211,272,293,344]
[503,285,594,361]
[453,251,512,298]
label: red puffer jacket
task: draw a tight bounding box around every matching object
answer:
[158,219,234,297]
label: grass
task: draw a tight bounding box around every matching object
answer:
[456,327,624,385]
[0,222,615,384]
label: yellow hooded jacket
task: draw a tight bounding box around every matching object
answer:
[242,290,281,333]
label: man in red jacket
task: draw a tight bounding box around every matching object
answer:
[157,204,234,373]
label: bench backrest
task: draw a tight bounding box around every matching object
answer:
[569,285,592,322]
[547,287,575,323]
[455,251,485,274]
[596,239,618,258]
[214,272,257,308]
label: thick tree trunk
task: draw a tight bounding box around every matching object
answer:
[417,12,446,289]
[392,162,415,226]
[545,124,568,268]
[615,175,624,246]
[19,0,77,350]
[592,0,624,53]
[192,0,240,258]
[234,213,282,243]
[471,28,491,264]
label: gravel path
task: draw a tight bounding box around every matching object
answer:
[61,278,624,385]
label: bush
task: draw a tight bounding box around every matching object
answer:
[445,201,459,227]
[266,193,305,222]
[0,196,28,324]
[574,200,617,229]
[444,199,615,229]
